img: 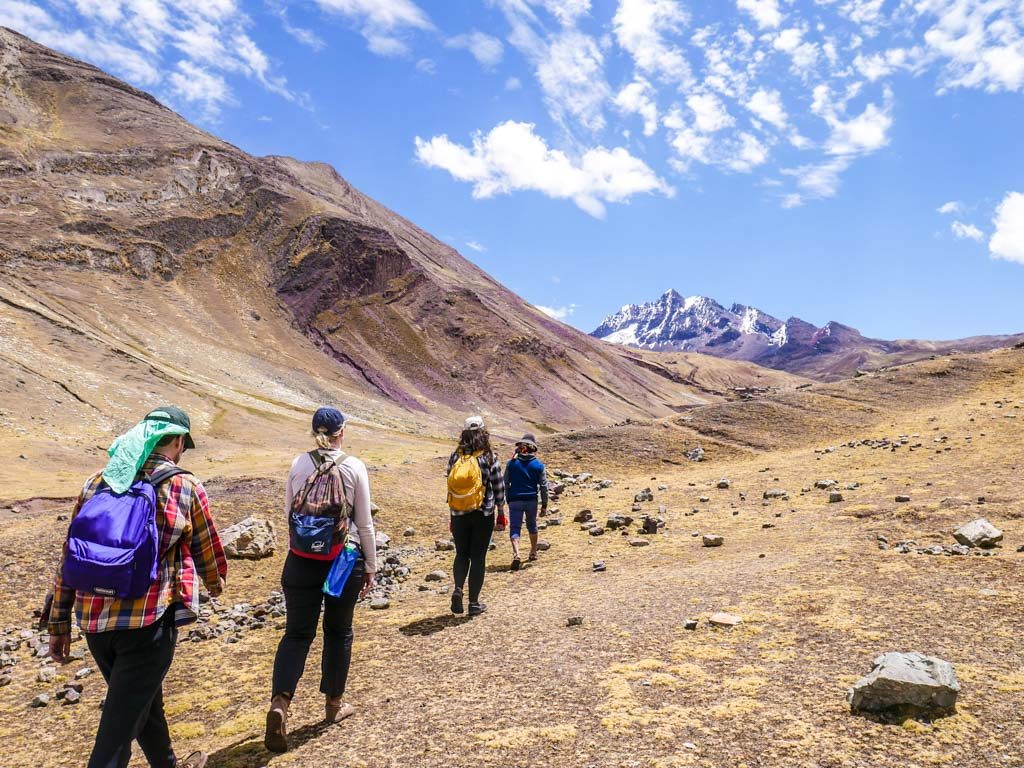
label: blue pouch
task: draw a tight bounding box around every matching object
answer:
[323,543,359,597]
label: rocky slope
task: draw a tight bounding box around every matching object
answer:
[593,289,1024,380]
[0,27,794,464]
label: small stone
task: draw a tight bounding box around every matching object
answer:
[763,488,788,500]
[403,527,416,537]
[642,517,659,535]
[434,539,455,551]
[588,526,605,537]
[628,538,650,547]
[425,571,446,582]
[592,560,606,572]
[37,668,56,683]
[708,612,742,627]
[74,667,92,680]
[895,495,911,503]
[698,496,710,503]
[31,694,50,708]
[63,688,81,705]
[829,491,844,503]
[221,517,277,560]
[702,534,724,547]
[370,598,390,610]
[0,673,11,687]
[573,509,593,523]
[683,619,698,631]
[537,540,551,551]
[567,616,584,627]
[716,479,731,489]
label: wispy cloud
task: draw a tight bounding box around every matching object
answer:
[465,240,486,252]
[536,303,578,320]
[446,30,504,68]
[950,220,983,242]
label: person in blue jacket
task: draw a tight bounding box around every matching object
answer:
[503,433,549,571]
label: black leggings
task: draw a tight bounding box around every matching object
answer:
[451,510,494,603]
[271,552,365,700]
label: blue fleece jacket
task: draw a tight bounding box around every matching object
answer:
[504,454,549,507]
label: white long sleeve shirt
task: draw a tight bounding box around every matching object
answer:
[285,449,377,573]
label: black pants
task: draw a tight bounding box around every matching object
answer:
[272,551,365,700]
[451,510,495,603]
[85,609,179,768]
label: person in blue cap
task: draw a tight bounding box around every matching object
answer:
[265,407,378,753]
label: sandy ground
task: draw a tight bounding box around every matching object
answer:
[1,350,1023,768]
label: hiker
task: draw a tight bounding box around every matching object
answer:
[47,406,226,768]
[265,407,377,754]
[504,433,549,570]
[445,416,507,617]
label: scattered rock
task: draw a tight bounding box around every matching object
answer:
[763,488,788,500]
[567,616,584,627]
[628,538,650,547]
[424,571,446,583]
[588,526,605,537]
[221,517,276,560]
[716,478,731,489]
[605,514,631,530]
[370,598,390,610]
[63,688,81,705]
[537,540,551,551]
[642,517,659,535]
[634,488,654,503]
[698,496,710,503]
[953,518,1003,549]
[683,619,698,631]
[0,673,11,687]
[31,694,50,708]
[895,495,911,503]
[829,491,844,503]
[702,534,724,547]
[685,446,705,462]
[848,652,959,714]
[592,561,606,572]
[573,509,593,523]
[434,539,455,551]
[708,612,742,627]
[814,479,837,489]
[37,667,55,683]
[403,527,416,537]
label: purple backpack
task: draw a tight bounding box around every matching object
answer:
[62,467,187,599]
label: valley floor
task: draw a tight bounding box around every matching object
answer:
[2,351,1023,768]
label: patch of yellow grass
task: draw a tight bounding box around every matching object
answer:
[214,711,263,738]
[759,648,796,663]
[474,724,576,749]
[709,697,763,719]
[724,676,769,694]
[203,697,231,713]
[169,722,205,739]
[666,663,706,681]
[609,658,666,678]
[164,698,194,717]
[995,670,1024,693]
[670,640,734,661]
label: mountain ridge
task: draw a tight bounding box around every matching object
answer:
[592,289,1024,380]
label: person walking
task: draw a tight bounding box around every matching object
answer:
[47,406,226,768]
[265,407,377,753]
[445,416,506,617]
[504,433,549,571]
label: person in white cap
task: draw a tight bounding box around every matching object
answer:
[444,416,506,616]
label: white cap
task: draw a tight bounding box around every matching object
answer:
[464,415,485,431]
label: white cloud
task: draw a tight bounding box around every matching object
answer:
[538,0,592,26]
[782,156,852,199]
[612,0,692,83]
[781,193,804,208]
[745,88,787,129]
[687,92,733,133]
[737,0,782,30]
[168,60,233,119]
[535,30,611,131]
[727,132,769,172]
[990,191,1024,264]
[950,220,983,241]
[536,304,578,319]
[446,30,504,68]
[465,240,487,252]
[315,0,433,57]
[615,78,659,136]
[414,120,674,218]
[505,76,522,90]
[415,57,436,74]
[917,0,1024,93]
[937,200,961,215]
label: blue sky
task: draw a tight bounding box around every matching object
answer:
[3,0,1023,339]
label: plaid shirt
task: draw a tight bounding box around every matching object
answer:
[446,450,506,516]
[48,455,227,635]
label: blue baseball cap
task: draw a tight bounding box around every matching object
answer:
[312,407,346,434]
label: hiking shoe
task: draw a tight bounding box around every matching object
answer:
[177,753,208,768]
[450,588,464,615]
[264,695,290,753]
[468,602,487,617]
[325,699,356,723]
[511,557,521,572]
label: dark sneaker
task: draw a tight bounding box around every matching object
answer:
[450,588,464,615]
[511,557,521,572]
[177,753,208,768]
[468,602,487,617]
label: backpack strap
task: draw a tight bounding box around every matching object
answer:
[309,450,324,468]
[148,467,190,487]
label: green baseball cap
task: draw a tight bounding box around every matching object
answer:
[145,406,196,449]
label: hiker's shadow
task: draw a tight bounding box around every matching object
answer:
[399,614,470,636]
[207,722,331,767]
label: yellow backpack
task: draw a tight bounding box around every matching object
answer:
[447,451,485,512]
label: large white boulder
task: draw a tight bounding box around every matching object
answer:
[222,517,276,560]
[848,652,960,713]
